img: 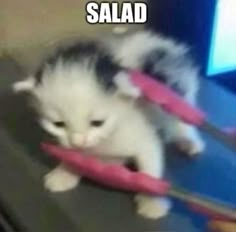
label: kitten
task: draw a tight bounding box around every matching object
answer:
[104,31,204,154]
[13,30,204,219]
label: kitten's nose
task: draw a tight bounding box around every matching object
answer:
[70,133,87,147]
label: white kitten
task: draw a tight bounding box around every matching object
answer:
[13,30,204,219]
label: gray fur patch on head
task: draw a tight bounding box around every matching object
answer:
[34,40,122,92]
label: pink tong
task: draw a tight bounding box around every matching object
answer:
[42,143,236,221]
[42,71,236,220]
[130,71,236,152]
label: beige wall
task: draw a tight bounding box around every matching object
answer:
[0,0,145,71]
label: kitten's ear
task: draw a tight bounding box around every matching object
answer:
[12,77,36,93]
[114,72,141,99]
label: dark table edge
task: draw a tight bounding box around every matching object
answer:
[0,126,80,232]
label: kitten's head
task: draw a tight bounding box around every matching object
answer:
[13,42,140,149]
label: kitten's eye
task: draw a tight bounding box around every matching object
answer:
[90,120,104,127]
[53,121,66,128]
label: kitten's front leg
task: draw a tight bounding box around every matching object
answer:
[44,163,80,192]
[134,138,171,219]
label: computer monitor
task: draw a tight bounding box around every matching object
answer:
[149,0,236,78]
[207,0,236,76]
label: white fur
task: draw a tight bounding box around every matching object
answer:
[44,164,80,192]
[31,62,169,219]
[114,72,141,98]
[105,31,188,68]
[14,30,205,219]
[135,194,171,219]
[105,30,199,100]
[12,77,35,92]
[106,30,203,155]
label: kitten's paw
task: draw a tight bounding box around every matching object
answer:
[44,168,79,192]
[176,137,205,156]
[135,195,171,220]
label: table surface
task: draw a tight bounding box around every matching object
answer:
[0,58,236,232]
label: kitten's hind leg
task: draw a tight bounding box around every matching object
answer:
[44,163,80,192]
[172,121,205,156]
[163,89,205,157]
[134,137,171,219]
[174,88,205,156]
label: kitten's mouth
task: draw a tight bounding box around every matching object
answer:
[43,133,58,145]
[69,143,94,150]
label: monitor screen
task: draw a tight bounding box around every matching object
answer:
[207,0,236,76]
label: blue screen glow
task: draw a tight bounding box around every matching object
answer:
[207,0,236,76]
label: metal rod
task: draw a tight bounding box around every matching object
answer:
[169,187,236,220]
[199,121,236,153]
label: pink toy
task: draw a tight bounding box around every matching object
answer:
[130,70,205,126]
[130,71,236,152]
[42,143,170,195]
